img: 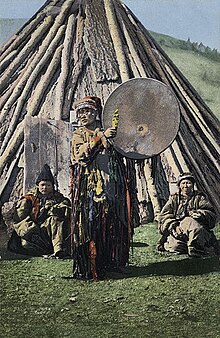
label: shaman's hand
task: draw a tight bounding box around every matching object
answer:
[104,127,117,139]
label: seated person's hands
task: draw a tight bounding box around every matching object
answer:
[188,210,201,219]
[175,225,184,234]
[169,222,186,240]
[168,221,179,232]
[48,205,70,219]
[44,200,54,210]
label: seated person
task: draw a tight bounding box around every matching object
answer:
[157,172,219,257]
[8,164,71,259]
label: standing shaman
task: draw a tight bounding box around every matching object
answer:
[70,96,134,280]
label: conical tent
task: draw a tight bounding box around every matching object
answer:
[0,0,219,220]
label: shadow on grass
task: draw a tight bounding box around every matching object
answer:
[107,256,220,279]
[132,241,149,247]
[0,248,36,260]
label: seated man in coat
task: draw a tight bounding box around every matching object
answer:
[8,164,71,259]
[157,172,219,257]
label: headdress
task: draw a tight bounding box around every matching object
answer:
[74,96,102,119]
[177,172,195,186]
[36,164,55,185]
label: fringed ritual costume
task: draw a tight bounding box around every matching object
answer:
[70,126,136,280]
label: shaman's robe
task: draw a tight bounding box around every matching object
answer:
[157,191,218,256]
[8,188,71,256]
[71,126,135,280]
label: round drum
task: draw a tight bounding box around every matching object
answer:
[102,78,180,159]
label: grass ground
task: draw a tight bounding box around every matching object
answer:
[1,223,220,338]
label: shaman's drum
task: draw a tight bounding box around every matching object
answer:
[102,78,180,159]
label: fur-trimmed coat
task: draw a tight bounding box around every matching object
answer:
[8,188,70,255]
[158,191,217,235]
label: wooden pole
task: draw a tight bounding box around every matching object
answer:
[26,45,63,118]
[54,14,76,120]
[0,17,54,94]
[0,13,46,62]
[0,121,24,176]
[0,27,65,154]
[144,160,161,221]
[104,0,130,82]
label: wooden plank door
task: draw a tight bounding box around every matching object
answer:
[24,116,72,197]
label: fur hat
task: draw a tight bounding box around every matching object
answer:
[74,96,102,118]
[177,172,195,186]
[36,164,54,185]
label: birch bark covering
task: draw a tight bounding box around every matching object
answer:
[0,0,219,220]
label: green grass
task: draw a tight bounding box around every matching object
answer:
[1,223,220,338]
